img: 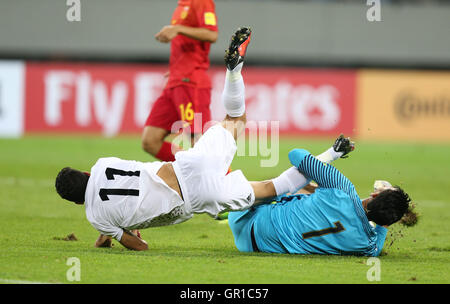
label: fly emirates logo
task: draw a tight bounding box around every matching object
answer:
[38,68,348,136]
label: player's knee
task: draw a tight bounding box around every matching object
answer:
[142,127,169,155]
[141,135,163,156]
[288,149,311,168]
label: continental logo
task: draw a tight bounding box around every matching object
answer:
[394,92,450,122]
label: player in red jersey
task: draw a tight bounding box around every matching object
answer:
[142,0,218,162]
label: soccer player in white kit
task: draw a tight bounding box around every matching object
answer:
[55,28,358,251]
[55,27,257,251]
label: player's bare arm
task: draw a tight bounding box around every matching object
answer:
[95,234,113,248]
[119,230,148,251]
[299,183,318,194]
[95,231,143,249]
[155,25,218,43]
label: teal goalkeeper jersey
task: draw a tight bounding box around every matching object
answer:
[252,149,388,256]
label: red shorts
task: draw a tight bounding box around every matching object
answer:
[145,86,211,134]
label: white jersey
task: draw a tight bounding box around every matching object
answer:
[84,157,192,241]
[172,124,255,216]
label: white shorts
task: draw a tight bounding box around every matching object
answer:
[172,124,255,217]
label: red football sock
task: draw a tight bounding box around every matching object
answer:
[155,141,178,162]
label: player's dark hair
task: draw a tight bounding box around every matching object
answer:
[55,167,90,203]
[366,186,411,226]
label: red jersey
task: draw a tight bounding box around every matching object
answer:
[167,0,218,89]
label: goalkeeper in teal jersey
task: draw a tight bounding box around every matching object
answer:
[228,136,411,257]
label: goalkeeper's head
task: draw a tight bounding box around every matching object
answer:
[365,186,411,226]
[55,167,90,204]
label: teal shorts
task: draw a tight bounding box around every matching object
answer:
[228,208,258,252]
[228,204,275,252]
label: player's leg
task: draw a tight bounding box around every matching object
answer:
[190,87,212,146]
[142,89,181,161]
[220,27,252,141]
[175,26,252,175]
[142,126,182,161]
[170,27,254,217]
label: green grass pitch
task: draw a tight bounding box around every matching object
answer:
[0,135,449,284]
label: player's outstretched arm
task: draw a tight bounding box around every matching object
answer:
[289,149,357,198]
[176,25,218,42]
[119,230,148,251]
[155,25,218,43]
[250,134,355,200]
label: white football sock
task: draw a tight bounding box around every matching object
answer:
[222,62,245,117]
[272,166,309,196]
[316,147,343,164]
[272,146,343,196]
